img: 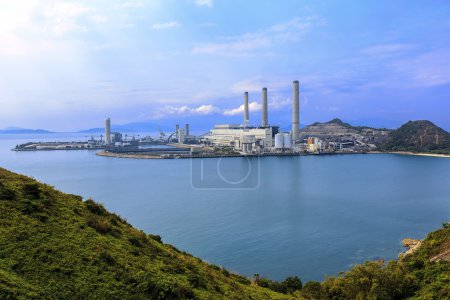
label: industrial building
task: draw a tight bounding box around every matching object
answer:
[202,81,300,153]
[102,80,303,154]
[204,124,276,151]
[201,86,277,152]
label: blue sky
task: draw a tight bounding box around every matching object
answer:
[1,0,450,131]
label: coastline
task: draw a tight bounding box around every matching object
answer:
[97,149,450,160]
[96,151,162,159]
[384,151,450,158]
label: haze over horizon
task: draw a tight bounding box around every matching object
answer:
[1,0,450,131]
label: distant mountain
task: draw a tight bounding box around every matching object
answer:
[301,118,390,138]
[77,127,104,133]
[78,122,174,134]
[0,127,52,134]
[381,120,450,153]
[345,118,401,130]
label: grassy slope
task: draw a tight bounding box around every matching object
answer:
[0,168,293,299]
[314,225,450,300]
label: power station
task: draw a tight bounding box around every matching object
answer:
[101,80,303,155]
[16,79,378,156]
[202,80,300,153]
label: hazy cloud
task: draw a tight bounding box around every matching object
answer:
[44,2,94,36]
[361,43,415,56]
[194,0,213,7]
[192,16,324,56]
[122,1,144,8]
[392,50,450,87]
[152,21,181,30]
[192,33,271,56]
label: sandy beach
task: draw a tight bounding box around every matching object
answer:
[370,151,450,158]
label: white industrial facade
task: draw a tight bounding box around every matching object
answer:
[203,124,273,151]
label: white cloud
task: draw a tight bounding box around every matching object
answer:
[269,98,291,110]
[192,33,270,56]
[231,80,266,93]
[195,0,213,7]
[192,16,324,56]
[44,2,95,36]
[392,50,450,87]
[223,102,261,116]
[152,21,181,30]
[157,104,219,117]
[361,44,414,56]
[122,1,144,8]
[90,15,108,24]
[269,16,324,42]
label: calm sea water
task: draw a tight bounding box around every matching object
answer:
[1,134,449,281]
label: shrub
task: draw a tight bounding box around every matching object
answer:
[188,273,208,289]
[129,235,145,248]
[301,281,322,299]
[0,187,16,200]
[86,215,112,234]
[99,251,116,265]
[282,276,302,293]
[149,234,162,243]
[253,274,302,294]
[23,183,41,199]
[321,261,415,300]
[85,199,107,216]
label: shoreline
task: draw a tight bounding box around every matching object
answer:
[96,151,162,159]
[376,151,450,158]
[98,149,450,160]
[96,150,370,160]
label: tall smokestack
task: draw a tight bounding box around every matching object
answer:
[185,124,189,136]
[105,117,111,145]
[244,91,249,128]
[262,87,268,127]
[292,81,299,142]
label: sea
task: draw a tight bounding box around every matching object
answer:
[1,133,449,282]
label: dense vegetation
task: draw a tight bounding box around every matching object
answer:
[381,120,450,154]
[1,167,449,299]
[311,224,450,300]
[0,168,292,299]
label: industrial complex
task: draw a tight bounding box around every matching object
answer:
[199,80,300,153]
[13,80,387,157]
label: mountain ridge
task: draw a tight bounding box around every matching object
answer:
[380,120,450,153]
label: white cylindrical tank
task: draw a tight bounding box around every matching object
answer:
[275,133,284,149]
[283,133,293,149]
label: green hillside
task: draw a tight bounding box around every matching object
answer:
[1,167,449,299]
[381,120,450,154]
[0,168,294,299]
[315,224,450,299]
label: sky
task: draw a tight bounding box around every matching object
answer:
[1,0,450,132]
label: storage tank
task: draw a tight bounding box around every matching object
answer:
[275,133,284,149]
[283,133,293,149]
